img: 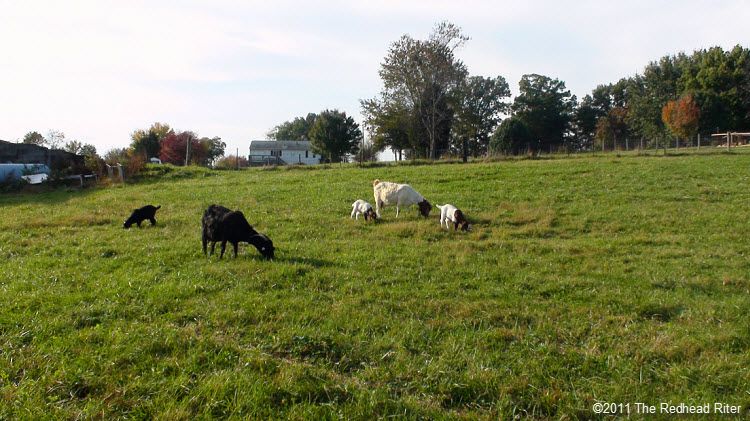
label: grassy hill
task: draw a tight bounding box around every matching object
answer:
[1,151,749,419]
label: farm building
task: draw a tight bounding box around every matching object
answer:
[0,139,85,172]
[0,163,50,183]
[248,140,321,166]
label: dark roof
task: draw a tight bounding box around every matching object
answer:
[249,140,311,151]
[0,139,85,171]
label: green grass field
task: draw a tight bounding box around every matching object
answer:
[1,150,749,419]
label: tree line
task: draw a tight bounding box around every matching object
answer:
[205,22,750,163]
[580,45,750,151]
[355,22,750,159]
[126,123,225,166]
[104,123,226,173]
[22,23,748,170]
[19,123,227,176]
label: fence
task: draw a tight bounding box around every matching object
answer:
[106,163,125,182]
[597,133,749,153]
[353,133,750,163]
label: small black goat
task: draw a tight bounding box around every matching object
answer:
[124,205,161,229]
[201,204,274,259]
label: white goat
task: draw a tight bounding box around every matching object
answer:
[351,199,377,221]
[437,204,471,231]
[372,179,432,218]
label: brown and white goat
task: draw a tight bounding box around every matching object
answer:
[372,179,431,218]
[351,199,377,221]
[437,204,471,231]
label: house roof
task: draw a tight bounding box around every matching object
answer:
[249,140,312,151]
[0,139,84,167]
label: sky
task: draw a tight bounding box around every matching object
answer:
[1,0,748,158]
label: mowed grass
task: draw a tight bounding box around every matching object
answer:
[1,150,749,419]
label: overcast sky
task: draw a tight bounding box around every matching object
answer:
[1,0,748,157]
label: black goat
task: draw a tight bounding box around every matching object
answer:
[124,205,161,228]
[201,204,275,259]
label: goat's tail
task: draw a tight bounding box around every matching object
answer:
[155,205,161,210]
[372,179,381,187]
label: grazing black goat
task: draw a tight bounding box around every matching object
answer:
[124,205,161,228]
[201,204,275,259]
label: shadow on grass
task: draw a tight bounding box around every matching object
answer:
[274,255,338,268]
[198,251,337,268]
[466,215,497,227]
[638,303,684,322]
[0,184,100,206]
[128,164,218,185]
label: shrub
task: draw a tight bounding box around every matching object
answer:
[215,155,248,169]
[103,148,146,178]
[0,174,26,193]
[125,153,147,177]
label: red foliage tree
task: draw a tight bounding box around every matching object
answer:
[662,94,700,140]
[159,131,207,165]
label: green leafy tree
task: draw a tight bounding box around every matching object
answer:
[199,136,226,167]
[490,116,533,155]
[22,131,45,146]
[574,81,631,150]
[415,82,454,157]
[308,110,362,162]
[572,95,600,150]
[149,122,172,140]
[63,140,84,154]
[511,74,576,153]
[453,75,511,159]
[376,21,469,159]
[624,57,682,144]
[361,100,412,160]
[595,107,629,150]
[79,144,97,157]
[268,113,317,140]
[130,122,172,158]
[678,46,750,132]
[104,148,130,165]
[77,144,103,175]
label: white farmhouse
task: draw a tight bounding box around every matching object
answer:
[248,140,321,166]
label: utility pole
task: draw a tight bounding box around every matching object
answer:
[359,123,365,167]
[185,137,191,166]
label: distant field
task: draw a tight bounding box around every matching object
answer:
[1,150,749,419]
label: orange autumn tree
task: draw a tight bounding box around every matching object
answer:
[661,94,700,141]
